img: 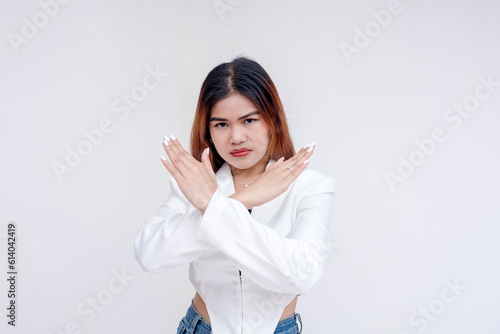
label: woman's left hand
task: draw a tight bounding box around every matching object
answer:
[161,135,218,213]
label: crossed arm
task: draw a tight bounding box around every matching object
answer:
[134,136,336,295]
[157,135,314,213]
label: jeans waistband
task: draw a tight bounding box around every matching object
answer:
[185,300,302,333]
[275,312,302,333]
[185,301,211,333]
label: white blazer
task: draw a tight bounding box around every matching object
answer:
[134,159,336,333]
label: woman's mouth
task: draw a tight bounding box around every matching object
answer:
[230,149,251,157]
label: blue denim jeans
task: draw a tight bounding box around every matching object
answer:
[176,301,303,334]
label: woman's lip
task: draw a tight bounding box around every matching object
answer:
[230,150,250,157]
[230,149,250,154]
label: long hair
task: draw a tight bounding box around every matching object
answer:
[190,56,295,173]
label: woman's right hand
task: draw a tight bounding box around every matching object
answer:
[231,143,315,209]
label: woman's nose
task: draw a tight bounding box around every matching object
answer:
[230,126,246,144]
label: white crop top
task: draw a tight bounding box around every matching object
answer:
[134,159,336,333]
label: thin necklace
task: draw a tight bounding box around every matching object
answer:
[233,177,259,187]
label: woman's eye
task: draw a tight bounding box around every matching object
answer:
[245,118,257,124]
[214,123,227,128]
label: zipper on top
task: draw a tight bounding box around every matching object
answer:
[239,269,243,333]
[240,208,251,333]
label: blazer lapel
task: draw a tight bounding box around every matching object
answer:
[215,159,292,225]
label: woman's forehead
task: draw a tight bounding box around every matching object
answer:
[210,94,259,119]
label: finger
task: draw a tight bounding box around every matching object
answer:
[289,150,314,171]
[294,142,314,154]
[162,138,190,177]
[293,143,313,158]
[267,156,285,169]
[164,136,184,161]
[164,136,193,171]
[285,143,313,165]
[300,142,315,156]
[201,147,216,177]
[169,136,201,166]
[284,143,314,176]
[162,139,182,170]
[284,157,309,183]
[160,155,183,180]
[290,144,314,169]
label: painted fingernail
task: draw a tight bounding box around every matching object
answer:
[163,139,169,146]
[161,155,166,161]
[303,159,309,164]
[163,136,170,142]
[170,134,176,140]
[307,146,313,152]
[303,143,311,149]
[278,156,284,162]
[206,147,210,155]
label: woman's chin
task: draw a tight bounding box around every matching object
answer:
[229,162,252,170]
[226,158,256,170]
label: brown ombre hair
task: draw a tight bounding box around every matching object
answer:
[190,56,295,172]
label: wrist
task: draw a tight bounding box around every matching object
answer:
[229,189,253,210]
[200,186,218,214]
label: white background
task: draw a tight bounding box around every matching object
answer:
[1,0,499,333]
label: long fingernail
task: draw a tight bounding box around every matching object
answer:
[207,147,210,155]
[170,134,176,140]
[163,135,170,141]
[161,156,166,161]
[303,159,309,164]
[303,143,311,149]
[307,142,316,152]
[163,139,169,146]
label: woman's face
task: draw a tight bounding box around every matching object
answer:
[209,93,270,172]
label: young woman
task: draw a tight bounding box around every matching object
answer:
[134,57,336,334]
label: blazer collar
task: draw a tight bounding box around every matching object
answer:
[215,159,292,224]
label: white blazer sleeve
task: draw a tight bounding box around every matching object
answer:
[134,176,216,273]
[196,175,336,295]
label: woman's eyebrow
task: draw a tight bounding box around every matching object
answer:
[210,111,259,122]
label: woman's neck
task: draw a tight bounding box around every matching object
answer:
[229,158,268,183]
